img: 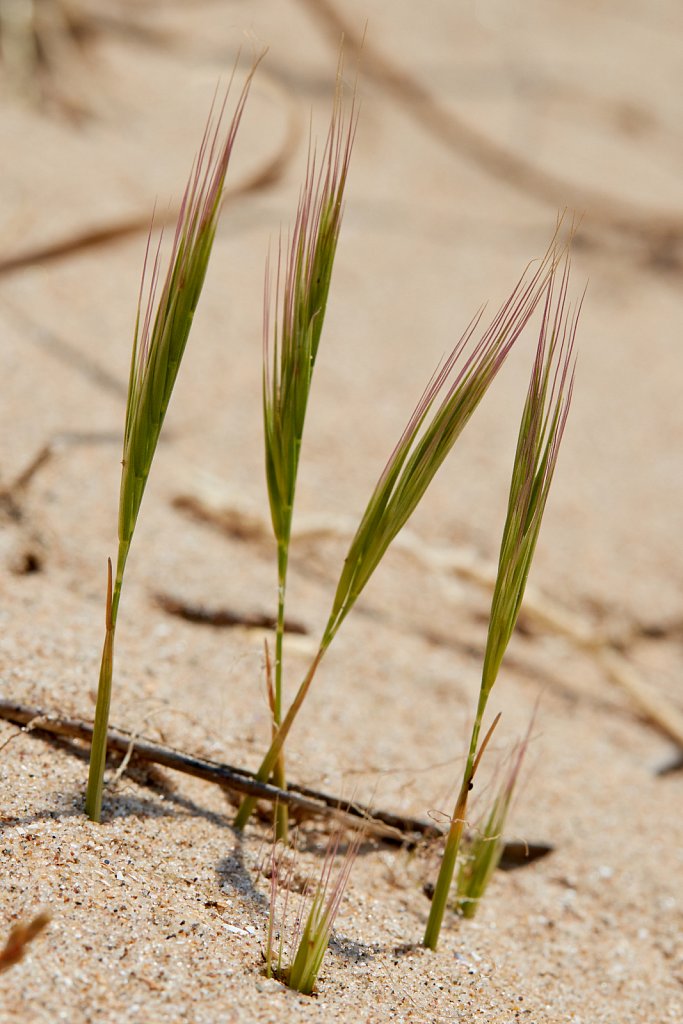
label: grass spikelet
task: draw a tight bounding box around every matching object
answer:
[235,235,564,831]
[85,65,257,822]
[481,261,579,700]
[263,72,356,840]
[423,259,580,949]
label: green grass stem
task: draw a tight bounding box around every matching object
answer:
[262,74,356,840]
[423,705,500,949]
[456,724,531,918]
[85,65,257,821]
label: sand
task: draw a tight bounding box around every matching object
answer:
[1,2,682,1022]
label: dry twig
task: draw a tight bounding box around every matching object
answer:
[0,700,551,865]
[0,699,435,845]
[0,64,300,278]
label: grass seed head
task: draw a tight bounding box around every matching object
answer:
[235,232,575,832]
[119,65,257,551]
[264,74,356,546]
[86,64,258,823]
[482,257,580,696]
[325,238,566,640]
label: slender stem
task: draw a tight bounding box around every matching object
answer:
[274,543,288,726]
[85,560,115,822]
[110,540,128,624]
[423,695,498,950]
[273,540,289,840]
[423,778,470,950]
[84,541,129,822]
[234,644,326,830]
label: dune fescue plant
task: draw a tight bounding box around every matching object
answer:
[262,83,356,840]
[85,68,257,822]
[423,263,580,950]
[234,236,566,833]
[265,827,362,994]
[455,726,531,919]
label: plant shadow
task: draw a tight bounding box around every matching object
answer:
[215,839,270,917]
[1,731,235,830]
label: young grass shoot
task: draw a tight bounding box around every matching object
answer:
[85,68,256,822]
[423,262,580,949]
[265,827,362,994]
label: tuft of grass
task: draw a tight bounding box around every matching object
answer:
[455,724,531,919]
[262,75,356,840]
[265,827,362,994]
[234,234,565,832]
[423,260,580,949]
[85,65,257,822]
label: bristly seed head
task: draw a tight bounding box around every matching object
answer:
[324,235,569,642]
[119,62,258,550]
[482,255,581,695]
[263,71,357,546]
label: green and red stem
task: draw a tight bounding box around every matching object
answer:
[423,702,500,950]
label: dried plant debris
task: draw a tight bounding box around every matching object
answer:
[0,432,121,573]
[0,699,437,845]
[0,0,177,120]
[0,913,50,974]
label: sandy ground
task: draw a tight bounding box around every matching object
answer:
[1,2,682,1022]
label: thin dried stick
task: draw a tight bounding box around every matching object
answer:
[0,700,550,862]
[595,648,683,750]
[0,700,435,844]
[0,432,120,506]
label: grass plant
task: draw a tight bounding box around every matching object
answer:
[455,725,531,919]
[84,67,256,821]
[265,827,362,994]
[234,235,566,832]
[423,262,580,949]
[76,53,583,966]
[262,80,355,840]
